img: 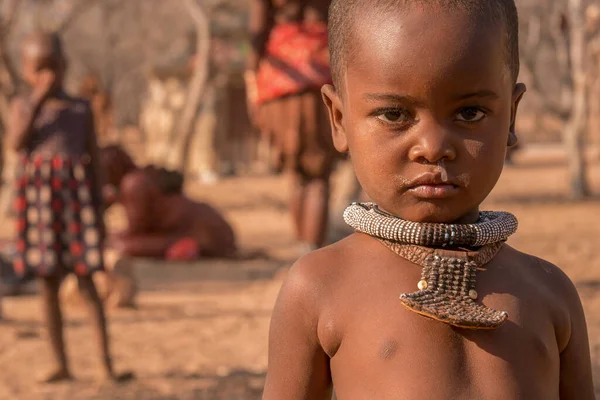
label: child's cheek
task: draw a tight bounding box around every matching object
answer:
[462,138,485,160]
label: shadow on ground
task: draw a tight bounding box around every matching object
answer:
[38,370,265,400]
[135,258,288,293]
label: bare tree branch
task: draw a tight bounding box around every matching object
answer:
[0,0,23,106]
[564,0,590,198]
[520,3,573,121]
[0,47,19,97]
[56,0,99,33]
[0,0,22,36]
[174,0,211,171]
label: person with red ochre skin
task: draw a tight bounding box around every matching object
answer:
[263,1,595,399]
[100,145,237,261]
[246,0,335,253]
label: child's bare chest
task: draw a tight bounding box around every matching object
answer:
[324,255,562,399]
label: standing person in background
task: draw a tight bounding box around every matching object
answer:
[7,31,131,383]
[246,0,335,253]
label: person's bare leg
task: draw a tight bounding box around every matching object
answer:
[76,275,113,380]
[290,173,307,243]
[40,276,72,383]
[301,177,330,249]
[77,275,134,382]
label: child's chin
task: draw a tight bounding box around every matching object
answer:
[386,202,476,224]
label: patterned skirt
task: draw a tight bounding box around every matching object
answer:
[256,22,332,105]
[13,154,104,279]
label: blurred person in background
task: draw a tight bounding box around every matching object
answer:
[7,31,131,383]
[245,0,336,253]
[100,145,237,261]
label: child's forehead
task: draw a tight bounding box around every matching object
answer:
[345,7,509,94]
[353,5,499,52]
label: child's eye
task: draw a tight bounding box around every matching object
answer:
[376,109,411,124]
[456,108,486,122]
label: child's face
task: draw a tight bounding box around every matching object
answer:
[21,52,65,90]
[323,6,526,224]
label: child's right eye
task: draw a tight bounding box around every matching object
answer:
[376,109,410,124]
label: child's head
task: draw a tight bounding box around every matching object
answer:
[20,31,66,91]
[322,0,526,224]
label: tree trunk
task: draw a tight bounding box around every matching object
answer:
[171,0,210,173]
[564,0,590,199]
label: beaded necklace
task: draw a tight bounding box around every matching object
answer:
[344,202,518,330]
[343,203,518,247]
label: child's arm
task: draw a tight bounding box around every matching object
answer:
[558,275,595,399]
[263,258,333,400]
[7,70,55,151]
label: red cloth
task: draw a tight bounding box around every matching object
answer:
[165,238,199,261]
[256,22,332,104]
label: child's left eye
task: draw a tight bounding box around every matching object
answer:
[456,108,486,122]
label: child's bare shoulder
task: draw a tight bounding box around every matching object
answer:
[275,235,369,344]
[501,245,582,342]
[503,245,578,296]
[283,234,379,299]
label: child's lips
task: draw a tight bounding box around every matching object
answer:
[407,184,460,199]
[405,171,461,199]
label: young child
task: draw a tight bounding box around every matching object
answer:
[263,1,595,399]
[8,31,130,383]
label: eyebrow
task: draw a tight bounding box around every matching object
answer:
[452,90,500,101]
[363,93,425,106]
[363,90,500,104]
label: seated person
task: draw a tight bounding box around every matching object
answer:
[100,145,237,260]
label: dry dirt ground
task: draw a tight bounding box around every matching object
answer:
[0,151,599,399]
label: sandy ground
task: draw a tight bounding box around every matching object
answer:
[0,152,599,399]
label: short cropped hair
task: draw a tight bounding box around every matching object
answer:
[22,31,65,62]
[328,0,519,87]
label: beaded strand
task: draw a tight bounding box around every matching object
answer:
[344,202,517,247]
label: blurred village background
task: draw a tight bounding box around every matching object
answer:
[0,0,598,399]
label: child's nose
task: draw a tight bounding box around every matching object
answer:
[407,124,457,164]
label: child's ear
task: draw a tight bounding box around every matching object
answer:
[322,84,349,153]
[509,83,527,147]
